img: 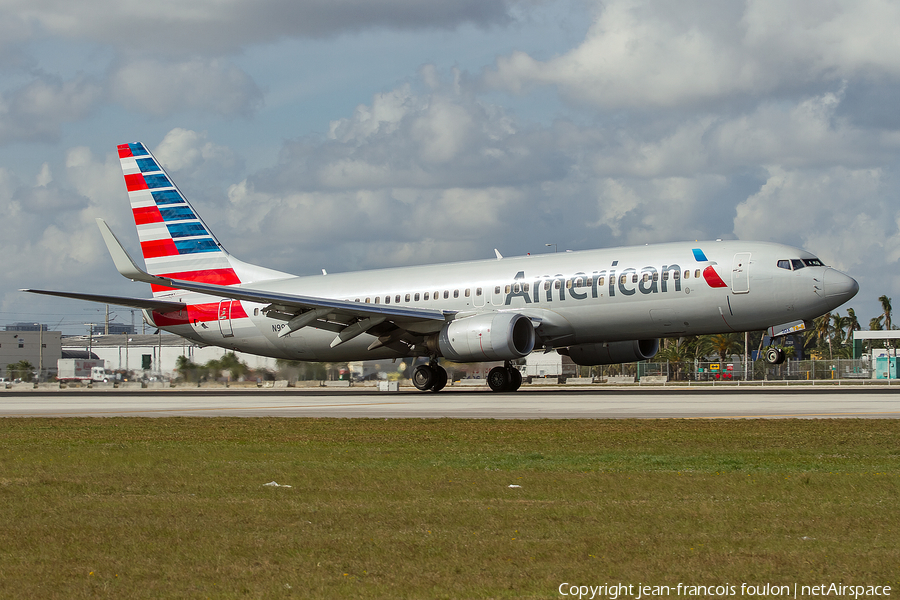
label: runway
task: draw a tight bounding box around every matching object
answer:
[1,386,900,418]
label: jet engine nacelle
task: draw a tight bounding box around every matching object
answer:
[559,339,660,366]
[430,313,536,362]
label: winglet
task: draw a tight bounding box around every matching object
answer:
[494,249,503,260]
[95,218,158,285]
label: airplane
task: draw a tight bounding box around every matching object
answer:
[24,142,859,392]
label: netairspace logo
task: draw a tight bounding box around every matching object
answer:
[557,582,892,599]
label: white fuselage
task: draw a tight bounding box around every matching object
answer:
[149,240,857,363]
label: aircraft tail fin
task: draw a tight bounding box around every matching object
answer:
[117,142,287,296]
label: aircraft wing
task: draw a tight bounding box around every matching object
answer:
[95,219,449,329]
[21,289,186,312]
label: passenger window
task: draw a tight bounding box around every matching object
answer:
[495,286,501,294]
[652,273,658,282]
[465,289,470,297]
[254,308,259,316]
[642,273,649,282]
[415,293,420,301]
[444,290,450,299]
[453,290,459,298]
[424,292,429,301]
[554,280,561,290]
[513,283,520,293]
[384,296,390,304]
[777,259,791,270]
[674,271,680,280]
[662,272,669,280]
[566,280,572,289]
[620,275,627,285]
[694,269,700,278]
[632,274,638,284]
[504,285,511,294]
[523,283,530,292]
[476,288,482,296]
[544,281,551,291]
[365,297,371,303]
[598,277,605,285]
[405,294,410,302]
[434,291,439,300]
[374,297,380,304]
[683,270,689,280]
[355,299,360,303]
[395,295,401,303]
[791,259,805,270]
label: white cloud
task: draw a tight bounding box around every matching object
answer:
[486,0,900,109]
[733,166,894,272]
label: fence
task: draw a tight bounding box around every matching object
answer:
[585,359,874,382]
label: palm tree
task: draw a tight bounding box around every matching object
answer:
[707,333,744,362]
[806,312,833,359]
[879,295,892,331]
[870,315,884,331]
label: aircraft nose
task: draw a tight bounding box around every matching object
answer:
[824,268,859,302]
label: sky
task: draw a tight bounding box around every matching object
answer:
[1,0,898,334]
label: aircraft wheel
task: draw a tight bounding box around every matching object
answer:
[430,365,448,392]
[508,367,522,392]
[487,366,510,392]
[764,347,780,365]
[412,364,435,391]
[774,348,786,364]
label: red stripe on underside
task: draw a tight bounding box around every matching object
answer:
[703,266,728,288]
[133,206,163,225]
[151,302,248,327]
[140,238,179,259]
[150,268,241,293]
[117,144,133,158]
[124,173,147,191]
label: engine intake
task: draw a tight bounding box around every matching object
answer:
[429,313,536,362]
[559,339,659,366]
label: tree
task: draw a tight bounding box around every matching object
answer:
[870,315,884,331]
[707,333,743,362]
[878,295,892,331]
[175,355,198,383]
[7,360,35,382]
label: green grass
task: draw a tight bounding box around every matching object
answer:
[1,419,898,599]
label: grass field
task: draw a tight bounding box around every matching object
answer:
[1,418,898,599]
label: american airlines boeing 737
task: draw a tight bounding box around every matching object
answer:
[25,142,859,392]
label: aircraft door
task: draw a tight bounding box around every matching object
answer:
[732,253,750,294]
[218,300,235,338]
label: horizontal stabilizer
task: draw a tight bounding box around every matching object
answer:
[21,289,185,312]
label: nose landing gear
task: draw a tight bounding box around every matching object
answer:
[764,346,786,365]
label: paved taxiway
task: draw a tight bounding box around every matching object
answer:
[1,386,899,418]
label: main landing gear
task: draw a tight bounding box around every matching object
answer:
[764,346,786,365]
[486,362,523,393]
[412,362,448,392]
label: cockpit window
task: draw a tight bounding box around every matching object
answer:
[791,259,805,270]
[803,258,825,267]
[777,259,791,270]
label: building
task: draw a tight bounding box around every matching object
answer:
[0,330,62,380]
[61,334,279,380]
[4,323,49,332]
[90,323,136,336]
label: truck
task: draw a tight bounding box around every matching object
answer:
[57,358,108,383]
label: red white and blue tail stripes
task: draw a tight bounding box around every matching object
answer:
[117,142,241,296]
